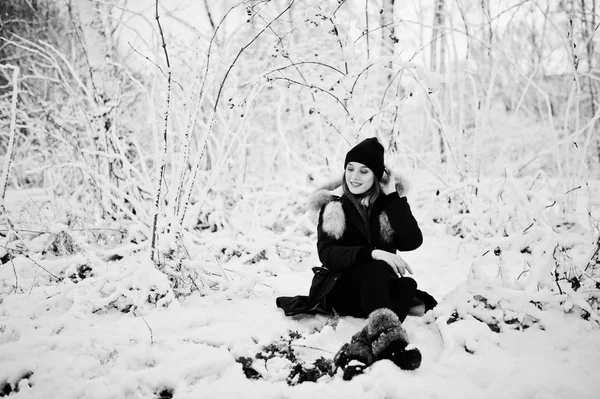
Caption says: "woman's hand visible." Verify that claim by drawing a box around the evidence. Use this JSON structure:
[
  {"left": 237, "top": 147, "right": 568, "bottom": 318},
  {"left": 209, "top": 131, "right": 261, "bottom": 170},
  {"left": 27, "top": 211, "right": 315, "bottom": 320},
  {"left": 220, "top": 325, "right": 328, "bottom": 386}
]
[
  {"left": 380, "top": 169, "right": 396, "bottom": 195},
  {"left": 371, "top": 249, "right": 413, "bottom": 276}
]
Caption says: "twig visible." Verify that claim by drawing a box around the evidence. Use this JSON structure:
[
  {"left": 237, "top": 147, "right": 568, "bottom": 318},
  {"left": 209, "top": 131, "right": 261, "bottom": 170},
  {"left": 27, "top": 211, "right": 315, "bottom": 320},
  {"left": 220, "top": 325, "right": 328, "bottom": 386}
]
[
  {"left": 203, "top": 0, "right": 216, "bottom": 33},
  {"left": 189, "top": 276, "right": 202, "bottom": 293},
  {"left": 323, "top": 12, "right": 348, "bottom": 75},
  {"left": 154, "top": 0, "right": 170, "bottom": 69},
  {"left": 350, "top": 63, "right": 375, "bottom": 94},
  {"left": 318, "top": 112, "right": 350, "bottom": 145},
  {"left": 584, "top": 235, "right": 600, "bottom": 272},
  {"left": 142, "top": 317, "right": 154, "bottom": 345},
  {"left": 265, "top": 61, "right": 346, "bottom": 77},
  {"left": 333, "top": 0, "right": 348, "bottom": 15},
  {"left": 8, "top": 248, "right": 62, "bottom": 281},
  {"left": 553, "top": 244, "right": 564, "bottom": 295},
  {"left": 565, "top": 186, "right": 582, "bottom": 195},
  {"left": 10, "top": 257, "right": 20, "bottom": 294},
  {"left": 571, "top": 262, "right": 600, "bottom": 285},
  {"left": 291, "top": 344, "right": 334, "bottom": 354},
  {"left": 270, "top": 76, "right": 350, "bottom": 115},
  {"left": 364, "top": 0, "right": 370, "bottom": 59},
  {"left": 555, "top": 280, "right": 564, "bottom": 295},
  {"left": 0, "top": 65, "right": 19, "bottom": 211},
  {"left": 517, "top": 262, "right": 530, "bottom": 280},
  {"left": 0, "top": 227, "right": 127, "bottom": 235},
  {"left": 127, "top": 42, "right": 167, "bottom": 78},
  {"left": 151, "top": 0, "right": 172, "bottom": 263},
  {"left": 213, "top": 254, "right": 230, "bottom": 282},
  {"left": 523, "top": 221, "right": 535, "bottom": 233}
]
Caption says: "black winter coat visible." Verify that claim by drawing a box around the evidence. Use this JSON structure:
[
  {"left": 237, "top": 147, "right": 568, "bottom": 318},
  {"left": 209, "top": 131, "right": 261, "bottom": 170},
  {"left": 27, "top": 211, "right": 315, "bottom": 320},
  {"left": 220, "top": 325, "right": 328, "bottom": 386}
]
[{"left": 276, "top": 174, "right": 423, "bottom": 316}]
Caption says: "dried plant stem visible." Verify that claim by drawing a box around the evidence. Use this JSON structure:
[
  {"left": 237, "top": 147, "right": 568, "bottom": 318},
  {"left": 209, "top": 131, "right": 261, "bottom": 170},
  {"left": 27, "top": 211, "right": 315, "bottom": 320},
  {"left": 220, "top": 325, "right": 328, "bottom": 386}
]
[
  {"left": 0, "top": 65, "right": 19, "bottom": 211},
  {"left": 291, "top": 344, "right": 334, "bottom": 354},
  {"left": 151, "top": 0, "right": 172, "bottom": 263},
  {"left": 585, "top": 234, "right": 600, "bottom": 272},
  {"left": 11, "top": 258, "right": 20, "bottom": 293},
  {"left": 8, "top": 248, "right": 62, "bottom": 281},
  {"left": 142, "top": 317, "right": 154, "bottom": 345}
]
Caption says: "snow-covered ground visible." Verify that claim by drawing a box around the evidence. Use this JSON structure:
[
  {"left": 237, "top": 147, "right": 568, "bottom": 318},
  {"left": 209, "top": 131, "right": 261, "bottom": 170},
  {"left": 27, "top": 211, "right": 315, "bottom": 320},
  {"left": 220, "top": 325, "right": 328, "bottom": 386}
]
[{"left": 1, "top": 184, "right": 599, "bottom": 399}]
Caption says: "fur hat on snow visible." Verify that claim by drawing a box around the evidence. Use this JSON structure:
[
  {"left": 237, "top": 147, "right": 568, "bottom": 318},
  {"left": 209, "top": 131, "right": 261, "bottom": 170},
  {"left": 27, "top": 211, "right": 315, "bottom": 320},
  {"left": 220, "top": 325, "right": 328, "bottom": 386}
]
[
  {"left": 366, "top": 308, "right": 410, "bottom": 357},
  {"left": 344, "top": 137, "right": 385, "bottom": 180},
  {"left": 333, "top": 325, "right": 375, "bottom": 380},
  {"left": 335, "top": 327, "right": 375, "bottom": 367}
]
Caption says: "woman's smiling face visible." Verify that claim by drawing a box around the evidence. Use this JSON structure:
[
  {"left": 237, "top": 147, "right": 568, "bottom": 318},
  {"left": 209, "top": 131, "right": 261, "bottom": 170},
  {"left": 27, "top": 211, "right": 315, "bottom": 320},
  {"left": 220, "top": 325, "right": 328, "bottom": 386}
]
[{"left": 345, "top": 162, "right": 375, "bottom": 195}]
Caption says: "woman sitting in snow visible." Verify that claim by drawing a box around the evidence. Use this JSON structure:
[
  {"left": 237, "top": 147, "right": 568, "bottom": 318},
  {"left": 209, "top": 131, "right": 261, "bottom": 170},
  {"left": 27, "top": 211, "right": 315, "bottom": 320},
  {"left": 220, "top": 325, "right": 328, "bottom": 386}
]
[{"left": 276, "top": 137, "right": 437, "bottom": 378}]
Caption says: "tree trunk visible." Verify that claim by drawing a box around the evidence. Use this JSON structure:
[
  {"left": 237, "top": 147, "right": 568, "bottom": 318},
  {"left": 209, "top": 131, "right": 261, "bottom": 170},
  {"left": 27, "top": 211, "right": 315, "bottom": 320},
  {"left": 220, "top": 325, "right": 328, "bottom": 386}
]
[
  {"left": 73, "top": 0, "right": 115, "bottom": 103},
  {"left": 381, "top": 0, "right": 395, "bottom": 81},
  {"left": 431, "top": 0, "right": 446, "bottom": 164}
]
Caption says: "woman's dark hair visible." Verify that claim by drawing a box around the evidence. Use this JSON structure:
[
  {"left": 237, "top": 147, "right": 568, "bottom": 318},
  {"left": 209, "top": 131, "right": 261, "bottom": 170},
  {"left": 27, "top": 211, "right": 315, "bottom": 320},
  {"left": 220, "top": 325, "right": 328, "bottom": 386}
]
[{"left": 342, "top": 169, "right": 383, "bottom": 235}]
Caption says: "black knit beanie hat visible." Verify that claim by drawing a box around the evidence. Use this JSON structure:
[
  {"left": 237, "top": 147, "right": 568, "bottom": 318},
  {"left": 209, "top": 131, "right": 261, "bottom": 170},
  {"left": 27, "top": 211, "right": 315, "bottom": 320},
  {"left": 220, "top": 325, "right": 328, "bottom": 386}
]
[{"left": 344, "top": 137, "right": 385, "bottom": 180}]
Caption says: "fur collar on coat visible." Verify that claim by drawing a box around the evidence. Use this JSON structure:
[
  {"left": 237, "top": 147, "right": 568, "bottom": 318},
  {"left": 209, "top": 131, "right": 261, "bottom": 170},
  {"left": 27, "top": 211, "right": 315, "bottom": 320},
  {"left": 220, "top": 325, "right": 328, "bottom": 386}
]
[{"left": 307, "top": 170, "right": 410, "bottom": 242}]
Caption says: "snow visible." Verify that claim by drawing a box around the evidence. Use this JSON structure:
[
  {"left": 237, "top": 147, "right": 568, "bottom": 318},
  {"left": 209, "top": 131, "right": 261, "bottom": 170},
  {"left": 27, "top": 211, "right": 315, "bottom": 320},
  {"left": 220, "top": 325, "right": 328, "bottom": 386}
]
[{"left": 1, "top": 183, "right": 600, "bottom": 399}]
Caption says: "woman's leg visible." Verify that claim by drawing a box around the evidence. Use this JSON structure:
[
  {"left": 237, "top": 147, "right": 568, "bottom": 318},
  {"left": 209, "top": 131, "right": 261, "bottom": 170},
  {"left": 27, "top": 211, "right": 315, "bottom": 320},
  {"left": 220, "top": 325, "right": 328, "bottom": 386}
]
[
  {"left": 327, "top": 270, "right": 364, "bottom": 317},
  {"left": 390, "top": 277, "right": 418, "bottom": 322},
  {"left": 328, "top": 261, "right": 418, "bottom": 321},
  {"left": 357, "top": 260, "right": 398, "bottom": 316},
  {"left": 328, "top": 260, "right": 394, "bottom": 318}
]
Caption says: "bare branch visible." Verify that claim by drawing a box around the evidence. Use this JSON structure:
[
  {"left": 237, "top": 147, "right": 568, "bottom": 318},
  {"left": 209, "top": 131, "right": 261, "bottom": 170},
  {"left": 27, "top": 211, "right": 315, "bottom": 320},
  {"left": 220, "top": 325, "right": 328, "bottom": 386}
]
[
  {"left": 0, "top": 65, "right": 19, "bottom": 211},
  {"left": 151, "top": 0, "right": 173, "bottom": 263}
]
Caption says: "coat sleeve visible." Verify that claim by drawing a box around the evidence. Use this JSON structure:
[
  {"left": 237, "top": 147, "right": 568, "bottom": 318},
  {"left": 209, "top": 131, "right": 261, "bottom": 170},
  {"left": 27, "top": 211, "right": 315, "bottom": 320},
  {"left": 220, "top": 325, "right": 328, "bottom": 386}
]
[
  {"left": 382, "top": 192, "right": 423, "bottom": 251},
  {"left": 316, "top": 204, "right": 374, "bottom": 270}
]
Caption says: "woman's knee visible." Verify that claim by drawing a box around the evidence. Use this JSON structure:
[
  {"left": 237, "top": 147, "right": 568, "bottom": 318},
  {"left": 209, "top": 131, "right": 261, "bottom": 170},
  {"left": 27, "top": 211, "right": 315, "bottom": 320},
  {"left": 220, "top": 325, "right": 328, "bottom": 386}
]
[
  {"left": 398, "top": 276, "right": 417, "bottom": 291},
  {"left": 359, "top": 260, "right": 393, "bottom": 279}
]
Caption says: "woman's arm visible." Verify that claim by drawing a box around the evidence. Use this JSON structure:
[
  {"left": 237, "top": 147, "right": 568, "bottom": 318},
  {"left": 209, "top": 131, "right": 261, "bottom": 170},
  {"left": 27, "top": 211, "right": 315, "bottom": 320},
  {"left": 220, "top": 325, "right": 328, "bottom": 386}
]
[{"left": 382, "top": 192, "right": 423, "bottom": 251}]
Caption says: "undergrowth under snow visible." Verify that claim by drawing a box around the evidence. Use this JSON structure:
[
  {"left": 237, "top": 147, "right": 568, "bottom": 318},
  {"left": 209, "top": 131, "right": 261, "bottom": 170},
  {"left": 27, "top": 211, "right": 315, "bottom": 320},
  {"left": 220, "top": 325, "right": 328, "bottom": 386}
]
[{"left": 1, "top": 173, "right": 599, "bottom": 399}]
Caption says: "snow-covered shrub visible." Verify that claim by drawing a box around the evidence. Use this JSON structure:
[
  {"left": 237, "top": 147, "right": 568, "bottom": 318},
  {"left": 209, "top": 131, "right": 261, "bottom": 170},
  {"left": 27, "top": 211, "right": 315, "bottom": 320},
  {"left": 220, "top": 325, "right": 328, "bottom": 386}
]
[
  {"left": 0, "top": 370, "right": 33, "bottom": 397},
  {"left": 54, "top": 256, "right": 174, "bottom": 314},
  {"left": 425, "top": 170, "right": 600, "bottom": 354},
  {"left": 44, "top": 230, "right": 79, "bottom": 256},
  {"left": 236, "top": 330, "right": 335, "bottom": 385},
  {"left": 430, "top": 219, "right": 600, "bottom": 359}
]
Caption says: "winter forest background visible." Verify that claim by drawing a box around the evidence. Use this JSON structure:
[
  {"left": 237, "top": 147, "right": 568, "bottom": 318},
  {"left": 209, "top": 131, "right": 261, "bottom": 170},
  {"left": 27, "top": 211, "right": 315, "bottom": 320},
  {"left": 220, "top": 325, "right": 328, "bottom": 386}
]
[{"left": 1, "top": 0, "right": 599, "bottom": 398}]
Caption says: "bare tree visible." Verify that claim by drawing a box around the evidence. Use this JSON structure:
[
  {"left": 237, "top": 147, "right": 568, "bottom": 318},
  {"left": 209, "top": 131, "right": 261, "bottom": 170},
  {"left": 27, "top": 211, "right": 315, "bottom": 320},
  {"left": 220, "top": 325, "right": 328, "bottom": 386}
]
[
  {"left": 430, "top": 0, "right": 447, "bottom": 164},
  {"left": 381, "top": 0, "right": 396, "bottom": 82}
]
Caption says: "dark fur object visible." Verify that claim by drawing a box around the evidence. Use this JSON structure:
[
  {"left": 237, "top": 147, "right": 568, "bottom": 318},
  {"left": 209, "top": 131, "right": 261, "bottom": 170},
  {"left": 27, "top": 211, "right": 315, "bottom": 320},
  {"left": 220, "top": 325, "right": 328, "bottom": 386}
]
[
  {"left": 366, "top": 308, "right": 410, "bottom": 358},
  {"left": 333, "top": 326, "right": 376, "bottom": 380},
  {"left": 334, "top": 327, "right": 375, "bottom": 367}
]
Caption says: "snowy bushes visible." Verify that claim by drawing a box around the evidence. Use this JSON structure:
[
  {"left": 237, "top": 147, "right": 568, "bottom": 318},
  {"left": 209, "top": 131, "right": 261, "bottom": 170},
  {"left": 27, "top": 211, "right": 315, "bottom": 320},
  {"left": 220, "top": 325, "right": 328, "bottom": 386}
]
[
  {"left": 0, "top": 370, "right": 33, "bottom": 397},
  {"left": 415, "top": 165, "right": 600, "bottom": 344},
  {"left": 235, "top": 330, "right": 336, "bottom": 385},
  {"left": 0, "top": 220, "right": 175, "bottom": 314},
  {"left": 430, "top": 222, "right": 599, "bottom": 359},
  {"left": 1, "top": 249, "right": 174, "bottom": 314}
]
